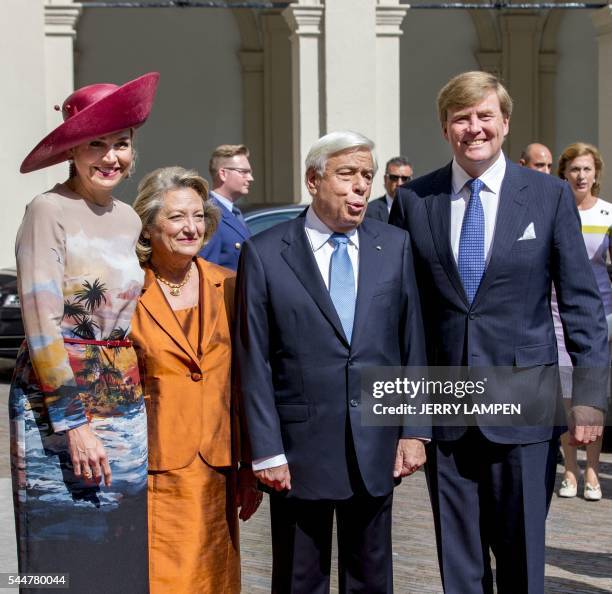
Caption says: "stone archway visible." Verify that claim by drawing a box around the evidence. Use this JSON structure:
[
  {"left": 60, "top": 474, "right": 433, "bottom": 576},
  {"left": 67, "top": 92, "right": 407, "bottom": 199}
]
[
  {"left": 470, "top": 6, "right": 561, "bottom": 160},
  {"left": 230, "top": 5, "right": 294, "bottom": 204}
]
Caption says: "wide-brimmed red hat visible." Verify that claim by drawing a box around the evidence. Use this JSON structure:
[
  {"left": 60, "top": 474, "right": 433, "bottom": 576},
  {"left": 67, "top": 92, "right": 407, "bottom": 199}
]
[{"left": 20, "top": 71, "right": 160, "bottom": 173}]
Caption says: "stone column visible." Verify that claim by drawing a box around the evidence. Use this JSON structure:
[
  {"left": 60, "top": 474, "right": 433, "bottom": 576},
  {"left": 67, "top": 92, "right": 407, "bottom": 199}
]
[
  {"left": 44, "top": 0, "right": 82, "bottom": 186},
  {"left": 324, "top": 0, "right": 377, "bottom": 137},
  {"left": 238, "top": 49, "right": 265, "bottom": 204},
  {"left": 375, "top": 0, "right": 407, "bottom": 196},
  {"left": 500, "top": 13, "right": 543, "bottom": 161},
  {"left": 1, "top": 0, "right": 48, "bottom": 267},
  {"left": 538, "top": 51, "right": 557, "bottom": 155},
  {"left": 593, "top": 7, "right": 612, "bottom": 201},
  {"left": 262, "top": 12, "right": 294, "bottom": 204},
  {"left": 283, "top": 1, "right": 324, "bottom": 203}
]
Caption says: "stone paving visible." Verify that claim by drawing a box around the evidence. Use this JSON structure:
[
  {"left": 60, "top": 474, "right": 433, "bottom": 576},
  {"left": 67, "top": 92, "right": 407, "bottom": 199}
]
[{"left": 0, "top": 360, "right": 610, "bottom": 593}]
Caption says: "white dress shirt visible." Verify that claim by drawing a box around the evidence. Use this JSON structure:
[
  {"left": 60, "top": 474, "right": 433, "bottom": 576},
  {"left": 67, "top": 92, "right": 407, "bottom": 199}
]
[
  {"left": 210, "top": 190, "right": 234, "bottom": 213},
  {"left": 385, "top": 194, "right": 394, "bottom": 214},
  {"left": 252, "top": 207, "right": 360, "bottom": 471},
  {"left": 450, "top": 152, "right": 506, "bottom": 264}
]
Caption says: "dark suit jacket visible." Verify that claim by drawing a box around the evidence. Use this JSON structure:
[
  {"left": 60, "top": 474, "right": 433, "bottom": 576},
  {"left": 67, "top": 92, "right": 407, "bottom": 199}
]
[
  {"left": 365, "top": 196, "right": 389, "bottom": 222},
  {"left": 390, "top": 160, "right": 609, "bottom": 444},
  {"left": 199, "top": 195, "right": 251, "bottom": 271},
  {"left": 235, "top": 212, "right": 428, "bottom": 500}
]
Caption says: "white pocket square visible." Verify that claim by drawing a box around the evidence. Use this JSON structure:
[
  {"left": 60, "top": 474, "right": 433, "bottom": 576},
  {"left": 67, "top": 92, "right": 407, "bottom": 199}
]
[{"left": 518, "top": 222, "right": 536, "bottom": 241}]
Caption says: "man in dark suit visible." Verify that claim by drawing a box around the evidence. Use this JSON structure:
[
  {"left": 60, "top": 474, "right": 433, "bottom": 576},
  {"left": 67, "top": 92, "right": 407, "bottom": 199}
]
[
  {"left": 236, "top": 131, "right": 428, "bottom": 593},
  {"left": 390, "top": 71, "right": 608, "bottom": 594},
  {"left": 366, "top": 155, "right": 413, "bottom": 222},
  {"left": 198, "top": 144, "right": 252, "bottom": 270}
]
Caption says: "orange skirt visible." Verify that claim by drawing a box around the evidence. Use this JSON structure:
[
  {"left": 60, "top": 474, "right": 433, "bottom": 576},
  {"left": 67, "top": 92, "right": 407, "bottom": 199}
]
[{"left": 148, "top": 456, "right": 240, "bottom": 593}]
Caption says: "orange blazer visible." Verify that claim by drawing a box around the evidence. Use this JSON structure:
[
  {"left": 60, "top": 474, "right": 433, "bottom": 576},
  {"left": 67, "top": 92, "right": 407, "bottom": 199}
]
[{"left": 130, "top": 257, "right": 240, "bottom": 472}]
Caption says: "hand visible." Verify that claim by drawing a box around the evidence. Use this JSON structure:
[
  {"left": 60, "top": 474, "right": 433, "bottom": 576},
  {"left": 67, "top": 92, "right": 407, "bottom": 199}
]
[
  {"left": 237, "top": 467, "right": 262, "bottom": 521},
  {"left": 568, "top": 405, "right": 604, "bottom": 446},
  {"left": 393, "top": 438, "right": 426, "bottom": 478},
  {"left": 66, "top": 424, "right": 112, "bottom": 486},
  {"left": 254, "top": 463, "right": 291, "bottom": 492}
]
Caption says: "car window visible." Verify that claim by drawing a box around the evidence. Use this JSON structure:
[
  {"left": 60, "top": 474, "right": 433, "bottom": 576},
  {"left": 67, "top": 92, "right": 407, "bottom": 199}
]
[{"left": 246, "top": 210, "right": 302, "bottom": 235}]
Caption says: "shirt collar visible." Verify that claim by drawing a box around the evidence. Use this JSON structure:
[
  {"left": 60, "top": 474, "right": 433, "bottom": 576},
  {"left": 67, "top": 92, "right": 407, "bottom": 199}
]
[
  {"left": 385, "top": 194, "right": 394, "bottom": 209},
  {"left": 210, "top": 190, "right": 234, "bottom": 213},
  {"left": 451, "top": 151, "right": 507, "bottom": 195},
  {"left": 305, "top": 206, "right": 359, "bottom": 252}
]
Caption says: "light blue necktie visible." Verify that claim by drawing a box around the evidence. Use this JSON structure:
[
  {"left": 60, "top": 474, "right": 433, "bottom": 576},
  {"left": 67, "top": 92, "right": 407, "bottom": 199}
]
[
  {"left": 458, "top": 178, "right": 485, "bottom": 304},
  {"left": 329, "top": 233, "right": 356, "bottom": 343}
]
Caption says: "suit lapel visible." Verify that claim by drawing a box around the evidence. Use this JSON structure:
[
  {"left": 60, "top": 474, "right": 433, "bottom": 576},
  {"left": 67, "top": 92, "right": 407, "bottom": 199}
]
[
  {"left": 139, "top": 266, "right": 200, "bottom": 365},
  {"left": 472, "top": 161, "right": 529, "bottom": 306},
  {"left": 280, "top": 215, "right": 349, "bottom": 346},
  {"left": 197, "top": 259, "right": 224, "bottom": 357},
  {"left": 214, "top": 197, "right": 250, "bottom": 239},
  {"left": 426, "top": 163, "right": 469, "bottom": 306},
  {"left": 351, "top": 222, "right": 384, "bottom": 345}
]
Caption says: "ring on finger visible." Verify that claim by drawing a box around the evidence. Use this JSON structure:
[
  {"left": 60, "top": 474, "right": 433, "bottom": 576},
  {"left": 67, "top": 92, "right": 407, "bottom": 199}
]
[{"left": 82, "top": 469, "right": 93, "bottom": 479}]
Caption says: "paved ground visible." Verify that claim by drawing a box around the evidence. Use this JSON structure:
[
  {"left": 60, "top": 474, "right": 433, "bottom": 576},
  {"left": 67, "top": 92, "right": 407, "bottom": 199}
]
[{"left": 0, "top": 359, "right": 610, "bottom": 593}]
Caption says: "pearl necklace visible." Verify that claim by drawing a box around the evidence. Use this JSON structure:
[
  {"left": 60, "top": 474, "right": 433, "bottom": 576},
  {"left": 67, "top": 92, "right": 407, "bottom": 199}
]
[{"left": 154, "top": 263, "right": 192, "bottom": 297}]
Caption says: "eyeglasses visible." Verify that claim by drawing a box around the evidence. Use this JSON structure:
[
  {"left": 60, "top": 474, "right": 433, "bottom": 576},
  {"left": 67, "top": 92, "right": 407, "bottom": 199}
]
[
  {"left": 223, "top": 167, "right": 253, "bottom": 176},
  {"left": 386, "top": 174, "right": 412, "bottom": 183}
]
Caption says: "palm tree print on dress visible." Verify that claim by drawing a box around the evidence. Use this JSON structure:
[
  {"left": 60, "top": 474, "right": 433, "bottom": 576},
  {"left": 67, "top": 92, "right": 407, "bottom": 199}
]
[{"left": 63, "top": 279, "right": 138, "bottom": 411}]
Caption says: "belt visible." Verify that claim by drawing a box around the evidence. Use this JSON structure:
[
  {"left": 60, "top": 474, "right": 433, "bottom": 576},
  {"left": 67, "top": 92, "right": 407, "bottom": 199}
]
[{"left": 63, "top": 337, "right": 132, "bottom": 348}]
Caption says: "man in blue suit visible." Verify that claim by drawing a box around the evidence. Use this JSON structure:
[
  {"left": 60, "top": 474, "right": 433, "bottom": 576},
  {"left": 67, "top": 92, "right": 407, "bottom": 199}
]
[
  {"left": 198, "top": 143, "right": 252, "bottom": 270},
  {"left": 365, "top": 155, "right": 413, "bottom": 222},
  {"left": 236, "top": 131, "right": 428, "bottom": 593},
  {"left": 390, "top": 71, "right": 608, "bottom": 594}
]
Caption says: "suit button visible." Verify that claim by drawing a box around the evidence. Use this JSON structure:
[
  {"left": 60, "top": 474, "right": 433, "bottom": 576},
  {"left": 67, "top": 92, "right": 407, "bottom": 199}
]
[
  {"left": 469, "top": 312, "right": 477, "bottom": 320},
  {"left": 350, "top": 399, "right": 359, "bottom": 407},
  {"left": 234, "top": 242, "right": 242, "bottom": 250},
  {"left": 191, "top": 372, "right": 202, "bottom": 381}
]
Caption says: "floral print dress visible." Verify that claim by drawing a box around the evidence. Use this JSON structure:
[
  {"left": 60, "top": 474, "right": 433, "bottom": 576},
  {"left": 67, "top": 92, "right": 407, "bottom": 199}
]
[{"left": 9, "top": 183, "right": 148, "bottom": 593}]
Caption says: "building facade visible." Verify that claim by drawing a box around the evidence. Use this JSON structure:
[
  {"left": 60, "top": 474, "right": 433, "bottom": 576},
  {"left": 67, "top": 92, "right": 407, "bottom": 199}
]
[{"left": 2, "top": 0, "right": 612, "bottom": 267}]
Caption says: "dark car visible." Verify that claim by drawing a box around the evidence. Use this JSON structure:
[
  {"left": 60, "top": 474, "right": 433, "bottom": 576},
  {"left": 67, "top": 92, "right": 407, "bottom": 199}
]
[
  {"left": 0, "top": 268, "right": 23, "bottom": 359},
  {"left": 243, "top": 204, "right": 305, "bottom": 236}
]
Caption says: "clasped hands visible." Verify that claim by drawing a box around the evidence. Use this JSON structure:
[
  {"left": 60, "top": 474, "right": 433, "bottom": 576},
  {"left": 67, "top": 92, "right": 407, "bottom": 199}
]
[
  {"left": 254, "top": 438, "right": 426, "bottom": 492},
  {"left": 568, "top": 405, "right": 605, "bottom": 446}
]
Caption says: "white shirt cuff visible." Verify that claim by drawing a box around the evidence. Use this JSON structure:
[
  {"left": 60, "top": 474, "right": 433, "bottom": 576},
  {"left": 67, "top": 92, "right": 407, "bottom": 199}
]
[{"left": 252, "top": 454, "right": 288, "bottom": 471}]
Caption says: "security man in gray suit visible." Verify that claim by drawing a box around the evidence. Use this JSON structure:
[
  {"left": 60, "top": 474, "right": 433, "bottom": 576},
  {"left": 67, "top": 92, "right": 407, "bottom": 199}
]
[{"left": 366, "top": 156, "right": 413, "bottom": 222}]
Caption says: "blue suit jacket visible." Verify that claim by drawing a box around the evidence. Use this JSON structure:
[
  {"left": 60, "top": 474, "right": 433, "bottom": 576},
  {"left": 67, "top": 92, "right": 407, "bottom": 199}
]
[
  {"left": 365, "top": 196, "right": 389, "bottom": 222},
  {"left": 390, "top": 160, "right": 609, "bottom": 444},
  {"left": 199, "top": 195, "right": 251, "bottom": 271},
  {"left": 235, "top": 213, "right": 428, "bottom": 500}
]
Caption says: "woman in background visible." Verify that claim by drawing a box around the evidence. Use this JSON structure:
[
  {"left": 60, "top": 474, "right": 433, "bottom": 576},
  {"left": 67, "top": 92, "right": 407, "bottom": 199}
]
[
  {"left": 10, "top": 72, "right": 159, "bottom": 591},
  {"left": 555, "top": 142, "right": 611, "bottom": 501}
]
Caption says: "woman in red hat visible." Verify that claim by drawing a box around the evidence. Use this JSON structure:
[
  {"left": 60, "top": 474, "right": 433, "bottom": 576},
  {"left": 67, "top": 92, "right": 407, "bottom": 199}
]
[{"left": 9, "top": 72, "right": 159, "bottom": 593}]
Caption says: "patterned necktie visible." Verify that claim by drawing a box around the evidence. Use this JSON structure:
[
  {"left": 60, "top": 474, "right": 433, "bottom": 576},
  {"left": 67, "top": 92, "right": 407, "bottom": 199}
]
[
  {"left": 329, "top": 233, "right": 356, "bottom": 343},
  {"left": 458, "top": 178, "right": 485, "bottom": 304}
]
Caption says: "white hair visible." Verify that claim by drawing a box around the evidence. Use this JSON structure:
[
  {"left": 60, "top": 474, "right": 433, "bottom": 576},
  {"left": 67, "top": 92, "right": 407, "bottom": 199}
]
[{"left": 305, "top": 130, "right": 378, "bottom": 178}]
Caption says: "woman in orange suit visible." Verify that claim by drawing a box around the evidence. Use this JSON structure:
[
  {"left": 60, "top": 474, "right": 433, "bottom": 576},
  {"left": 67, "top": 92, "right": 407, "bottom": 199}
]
[{"left": 130, "top": 166, "right": 261, "bottom": 593}]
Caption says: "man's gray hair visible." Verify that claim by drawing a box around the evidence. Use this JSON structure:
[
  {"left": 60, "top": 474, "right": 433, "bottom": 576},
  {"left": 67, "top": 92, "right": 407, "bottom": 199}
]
[{"left": 305, "top": 130, "right": 378, "bottom": 178}]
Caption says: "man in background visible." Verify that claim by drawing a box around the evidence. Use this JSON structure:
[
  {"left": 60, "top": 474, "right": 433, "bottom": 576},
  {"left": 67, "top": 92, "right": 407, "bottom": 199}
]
[
  {"left": 198, "top": 144, "right": 253, "bottom": 270},
  {"left": 366, "top": 155, "right": 413, "bottom": 222},
  {"left": 519, "top": 142, "right": 553, "bottom": 174}
]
